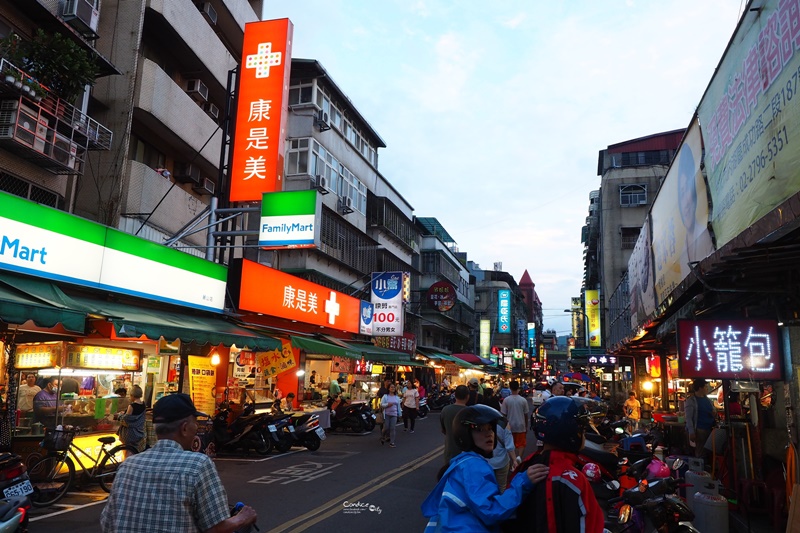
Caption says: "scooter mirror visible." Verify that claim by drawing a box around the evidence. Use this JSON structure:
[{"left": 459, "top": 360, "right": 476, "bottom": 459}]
[
  {"left": 672, "top": 458, "right": 684, "bottom": 470},
  {"left": 615, "top": 427, "right": 624, "bottom": 435},
  {"left": 606, "top": 480, "right": 620, "bottom": 491},
  {"left": 617, "top": 504, "right": 632, "bottom": 524}
]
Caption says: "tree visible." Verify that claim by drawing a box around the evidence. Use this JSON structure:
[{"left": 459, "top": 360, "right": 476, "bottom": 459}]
[{"left": 0, "top": 30, "right": 99, "bottom": 102}]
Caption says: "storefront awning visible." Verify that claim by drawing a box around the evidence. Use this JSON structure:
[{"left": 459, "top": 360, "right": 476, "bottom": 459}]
[
  {"left": 71, "top": 296, "right": 281, "bottom": 351},
  {"left": 290, "top": 336, "right": 362, "bottom": 358},
  {"left": 348, "top": 342, "right": 416, "bottom": 365},
  {"left": 416, "top": 348, "right": 475, "bottom": 368},
  {"left": 0, "top": 272, "right": 86, "bottom": 333},
  {"left": 451, "top": 353, "right": 495, "bottom": 366}
]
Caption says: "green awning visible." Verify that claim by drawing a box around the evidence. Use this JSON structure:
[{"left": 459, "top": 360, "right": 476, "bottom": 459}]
[
  {"left": 348, "top": 342, "right": 414, "bottom": 365},
  {"left": 0, "top": 271, "right": 86, "bottom": 333},
  {"left": 70, "top": 296, "right": 281, "bottom": 351},
  {"left": 417, "top": 348, "right": 475, "bottom": 368},
  {"left": 291, "top": 336, "right": 361, "bottom": 358}
]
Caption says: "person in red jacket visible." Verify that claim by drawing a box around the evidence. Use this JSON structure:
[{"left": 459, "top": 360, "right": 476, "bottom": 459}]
[{"left": 502, "top": 396, "right": 604, "bottom": 533}]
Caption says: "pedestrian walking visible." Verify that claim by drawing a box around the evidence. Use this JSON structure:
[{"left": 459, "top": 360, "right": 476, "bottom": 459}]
[
  {"left": 441, "top": 385, "right": 469, "bottom": 468},
  {"left": 466, "top": 377, "right": 484, "bottom": 406},
  {"left": 100, "top": 393, "right": 257, "bottom": 533},
  {"left": 380, "top": 383, "right": 401, "bottom": 448},
  {"left": 500, "top": 380, "right": 530, "bottom": 459},
  {"left": 402, "top": 380, "right": 420, "bottom": 432}
]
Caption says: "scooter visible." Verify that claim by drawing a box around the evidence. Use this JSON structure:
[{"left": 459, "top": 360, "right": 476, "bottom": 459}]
[
  {"left": 327, "top": 397, "right": 372, "bottom": 433},
  {"left": 417, "top": 397, "right": 430, "bottom": 419},
  {"left": 288, "top": 412, "right": 325, "bottom": 451},
  {"left": 201, "top": 402, "right": 271, "bottom": 456},
  {"left": 428, "top": 390, "right": 454, "bottom": 410},
  {"left": 261, "top": 409, "right": 296, "bottom": 453},
  {"left": 0, "top": 498, "right": 27, "bottom": 533}
]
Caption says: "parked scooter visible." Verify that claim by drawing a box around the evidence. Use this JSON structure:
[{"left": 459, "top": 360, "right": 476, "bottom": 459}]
[
  {"left": 261, "top": 408, "right": 296, "bottom": 453},
  {"left": 199, "top": 402, "right": 271, "bottom": 456},
  {"left": 0, "top": 497, "right": 28, "bottom": 533},
  {"left": 288, "top": 412, "right": 326, "bottom": 451},
  {"left": 327, "top": 396, "right": 374, "bottom": 433},
  {"left": 417, "top": 397, "right": 430, "bottom": 419},
  {"left": 428, "top": 390, "right": 454, "bottom": 410}
]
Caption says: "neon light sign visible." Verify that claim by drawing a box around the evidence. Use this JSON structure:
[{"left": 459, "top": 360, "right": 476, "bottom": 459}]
[{"left": 677, "top": 319, "right": 781, "bottom": 380}]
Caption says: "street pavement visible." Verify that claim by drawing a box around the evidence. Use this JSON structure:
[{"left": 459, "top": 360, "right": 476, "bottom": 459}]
[
  {"left": 28, "top": 412, "right": 529, "bottom": 532},
  {"left": 25, "top": 413, "right": 778, "bottom": 532}
]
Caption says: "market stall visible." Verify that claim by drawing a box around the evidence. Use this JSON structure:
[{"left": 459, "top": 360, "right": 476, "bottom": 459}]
[{"left": 11, "top": 341, "right": 142, "bottom": 465}]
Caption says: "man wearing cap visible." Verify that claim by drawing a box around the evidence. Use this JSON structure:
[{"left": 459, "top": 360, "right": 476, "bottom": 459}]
[
  {"left": 100, "top": 393, "right": 257, "bottom": 533},
  {"left": 466, "top": 377, "right": 484, "bottom": 406}
]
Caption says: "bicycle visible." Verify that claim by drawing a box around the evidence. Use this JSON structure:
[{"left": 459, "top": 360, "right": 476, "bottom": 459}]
[{"left": 26, "top": 426, "right": 139, "bottom": 507}]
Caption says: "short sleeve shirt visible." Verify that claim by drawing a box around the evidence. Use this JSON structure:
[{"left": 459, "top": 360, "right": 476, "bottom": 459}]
[
  {"left": 100, "top": 439, "right": 229, "bottom": 533},
  {"left": 501, "top": 394, "right": 530, "bottom": 433}
]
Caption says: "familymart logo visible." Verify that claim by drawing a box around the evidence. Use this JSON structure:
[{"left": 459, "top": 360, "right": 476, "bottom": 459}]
[
  {"left": 1, "top": 235, "right": 48, "bottom": 264},
  {"left": 259, "top": 190, "right": 318, "bottom": 248}
]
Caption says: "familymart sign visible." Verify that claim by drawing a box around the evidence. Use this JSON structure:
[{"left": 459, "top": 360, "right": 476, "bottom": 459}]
[
  {"left": 259, "top": 190, "right": 321, "bottom": 249},
  {"left": 0, "top": 192, "right": 227, "bottom": 312}
]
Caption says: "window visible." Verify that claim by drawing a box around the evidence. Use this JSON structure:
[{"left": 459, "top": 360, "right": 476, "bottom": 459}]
[
  {"left": 288, "top": 80, "right": 313, "bottom": 105},
  {"left": 286, "top": 138, "right": 309, "bottom": 175},
  {"left": 307, "top": 140, "right": 367, "bottom": 214},
  {"left": 315, "top": 83, "right": 378, "bottom": 169},
  {"left": 620, "top": 227, "right": 640, "bottom": 249},
  {"left": 620, "top": 184, "right": 647, "bottom": 207}
]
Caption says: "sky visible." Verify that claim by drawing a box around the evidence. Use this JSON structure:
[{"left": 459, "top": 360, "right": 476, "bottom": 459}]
[{"left": 262, "top": 0, "right": 747, "bottom": 337}]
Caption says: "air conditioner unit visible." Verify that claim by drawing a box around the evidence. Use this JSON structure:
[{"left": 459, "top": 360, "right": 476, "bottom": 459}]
[
  {"left": 314, "top": 109, "right": 331, "bottom": 132},
  {"left": 203, "top": 102, "right": 220, "bottom": 120},
  {"left": 315, "top": 174, "right": 329, "bottom": 194},
  {"left": 198, "top": 2, "right": 218, "bottom": 25},
  {"left": 338, "top": 196, "right": 354, "bottom": 214},
  {"left": 52, "top": 133, "right": 77, "bottom": 170},
  {"left": 62, "top": 0, "right": 100, "bottom": 34},
  {"left": 186, "top": 79, "right": 209, "bottom": 103},
  {"left": 173, "top": 162, "right": 201, "bottom": 184},
  {"left": 192, "top": 177, "right": 215, "bottom": 196}
]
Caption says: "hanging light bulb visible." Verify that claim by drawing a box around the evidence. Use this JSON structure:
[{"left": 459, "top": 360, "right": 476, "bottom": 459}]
[{"left": 210, "top": 352, "right": 221, "bottom": 366}]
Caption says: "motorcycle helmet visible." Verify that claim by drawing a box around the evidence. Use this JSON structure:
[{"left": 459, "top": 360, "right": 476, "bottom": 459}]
[
  {"left": 645, "top": 458, "right": 671, "bottom": 479},
  {"left": 582, "top": 462, "right": 601, "bottom": 482},
  {"left": 452, "top": 404, "right": 505, "bottom": 458},
  {"left": 533, "top": 396, "right": 591, "bottom": 453}
]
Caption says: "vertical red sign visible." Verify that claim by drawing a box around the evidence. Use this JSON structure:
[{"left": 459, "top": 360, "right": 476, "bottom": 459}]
[{"left": 229, "top": 18, "right": 293, "bottom": 202}]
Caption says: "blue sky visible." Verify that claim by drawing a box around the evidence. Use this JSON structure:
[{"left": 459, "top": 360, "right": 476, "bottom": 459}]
[{"left": 263, "top": 1, "right": 745, "bottom": 337}]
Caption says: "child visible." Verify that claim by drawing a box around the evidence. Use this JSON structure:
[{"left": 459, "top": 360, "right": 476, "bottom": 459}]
[
  {"left": 421, "top": 405, "right": 548, "bottom": 532},
  {"left": 502, "top": 396, "right": 604, "bottom": 532}
]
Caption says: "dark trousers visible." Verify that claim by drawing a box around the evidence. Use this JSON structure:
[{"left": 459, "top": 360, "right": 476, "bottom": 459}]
[{"left": 403, "top": 406, "right": 418, "bottom": 430}]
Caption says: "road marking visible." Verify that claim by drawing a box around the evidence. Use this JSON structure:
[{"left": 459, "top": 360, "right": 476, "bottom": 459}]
[
  {"left": 30, "top": 499, "right": 107, "bottom": 522},
  {"left": 213, "top": 448, "right": 305, "bottom": 462},
  {"left": 267, "top": 445, "right": 443, "bottom": 533},
  {"left": 249, "top": 461, "right": 342, "bottom": 485}
]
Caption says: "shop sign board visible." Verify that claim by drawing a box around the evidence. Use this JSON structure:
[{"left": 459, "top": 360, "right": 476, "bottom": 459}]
[
  {"left": 373, "top": 332, "right": 416, "bottom": 355},
  {"left": 588, "top": 354, "right": 618, "bottom": 367},
  {"left": 15, "top": 343, "right": 61, "bottom": 369},
  {"left": 256, "top": 339, "right": 297, "bottom": 378},
  {"left": 229, "top": 19, "right": 293, "bottom": 202},
  {"left": 66, "top": 344, "right": 142, "bottom": 371},
  {"left": 677, "top": 319, "right": 781, "bottom": 380},
  {"left": 187, "top": 355, "right": 217, "bottom": 416},
  {"left": 0, "top": 192, "right": 227, "bottom": 312},
  {"left": 237, "top": 259, "right": 361, "bottom": 333},
  {"left": 427, "top": 280, "right": 456, "bottom": 312},
  {"left": 331, "top": 356, "right": 354, "bottom": 374},
  {"left": 497, "top": 290, "right": 510, "bottom": 333},
  {"left": 370, "top": 272, "right": 405, "bottom": 336},
  {"left": 444, "top": 363, "right": 459, "bottom": 375},
  {"left": 259, "top": 190, "right": 320, "bottom": 249},
  {"left": 480, "top": 319, "right": 491, "bottom": 358},
  {"left": 359, "top": 301, "right": 374, "bottom": 336},
  {"left": 697, "top": 0, "right": 800, "bottom": 249},
  {"left": 585, "top": 290, "right": 602, "bottom": 347}
]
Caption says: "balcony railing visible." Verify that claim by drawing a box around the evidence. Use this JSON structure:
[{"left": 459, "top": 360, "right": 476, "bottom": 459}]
[{"left": 0, "top": 58, "right": 112, "bottom": 174}]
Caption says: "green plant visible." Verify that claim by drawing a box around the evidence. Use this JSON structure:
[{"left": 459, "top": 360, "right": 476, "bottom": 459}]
[{"left": 0, "top": 30, "right": 99, "bottom": 102}]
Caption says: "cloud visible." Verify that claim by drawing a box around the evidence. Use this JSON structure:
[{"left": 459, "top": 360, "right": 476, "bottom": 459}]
[{"left": 498, "top": 12, "right": 527, "bottom": 29}]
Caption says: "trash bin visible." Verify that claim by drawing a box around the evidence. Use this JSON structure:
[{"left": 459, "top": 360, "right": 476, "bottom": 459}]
[
  {"left": 685, "top": 470, "right": 718, "bottom": 511},
  {"left": 692, "top": 493, "right": 728, "bottom": 533}
]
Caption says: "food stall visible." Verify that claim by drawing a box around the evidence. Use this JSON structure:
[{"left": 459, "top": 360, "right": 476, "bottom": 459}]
[{"left": 12, "top": 341, "right": 142, "bottom": 465}]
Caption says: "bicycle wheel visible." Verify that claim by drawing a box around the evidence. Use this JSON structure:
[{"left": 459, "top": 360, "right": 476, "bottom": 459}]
[
  {"left": 98, "top": 444, "right": 139, "bottom": 493},
  {"left": 28, "top": 454, "right": 75, "bottom": 507}
]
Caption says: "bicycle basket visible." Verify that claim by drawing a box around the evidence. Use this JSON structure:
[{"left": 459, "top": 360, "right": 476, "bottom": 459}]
[{"left": 42, "top": 428, "right": 75, "bottom": 451}]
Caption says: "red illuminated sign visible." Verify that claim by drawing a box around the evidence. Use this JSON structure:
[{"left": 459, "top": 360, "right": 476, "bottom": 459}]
[
  {"left": 229, "top": 19, "right": 293, "bottom": 202},
  {"left": 427, "top": 280, "right": 456, "bottom": 312},
  {"left": 677, "top": 319, "right": 782, "bottom": 380}
]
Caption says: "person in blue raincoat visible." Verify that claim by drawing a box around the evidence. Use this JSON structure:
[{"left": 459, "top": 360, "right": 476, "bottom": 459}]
[{"left": 421, "top": 405, "right": 548, "bottom": 532}]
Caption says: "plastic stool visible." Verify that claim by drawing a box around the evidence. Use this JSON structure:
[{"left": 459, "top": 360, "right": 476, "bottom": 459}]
[
  {"left": 738, "top": 480, "right": 769, "bottom": 518},
  {"left": 622, "top": 436, "right": 646, "bottom": 451}
]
